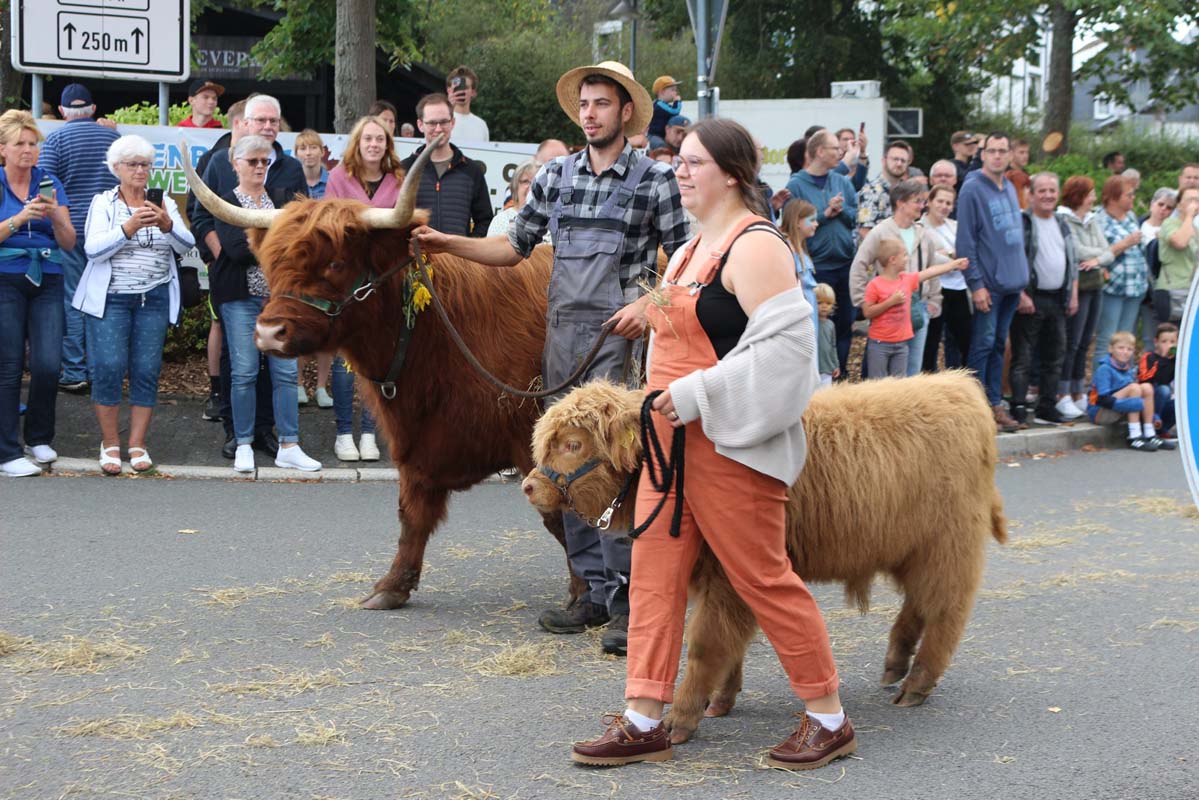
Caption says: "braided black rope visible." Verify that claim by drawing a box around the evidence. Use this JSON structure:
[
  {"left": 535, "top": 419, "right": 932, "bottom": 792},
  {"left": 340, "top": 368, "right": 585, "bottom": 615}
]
[{"left": 627, "top": 390, "right": 686, "bottom": 539}]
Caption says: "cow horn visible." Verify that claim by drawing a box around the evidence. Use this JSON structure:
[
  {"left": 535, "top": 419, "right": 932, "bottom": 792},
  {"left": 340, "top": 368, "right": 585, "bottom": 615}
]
[
  {"left": 360, "top": 134, "right": 446, "bottom": 229},
  {"left": 180, "top": 138, "right": 281, "bottom": 229}
]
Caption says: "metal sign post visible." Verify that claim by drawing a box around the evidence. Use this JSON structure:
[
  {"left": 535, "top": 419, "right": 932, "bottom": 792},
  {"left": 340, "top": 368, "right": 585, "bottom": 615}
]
[
  {"left": 1175, "top": 268, "right": 1199, "bottom": 510},
  {"left": 685, "top": 0, "right": 728, "bottom": 119},
  {"left": 10, "top": 0, "right": 190, "bottom": 83}
]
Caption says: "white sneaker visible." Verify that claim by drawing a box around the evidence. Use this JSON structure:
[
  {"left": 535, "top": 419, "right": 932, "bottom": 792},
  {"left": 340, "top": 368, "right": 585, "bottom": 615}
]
[
  {"left": 297, "top": 385, "right": 309, "bottom": 405},
  {"left": 234, "top": 444, "right": 255, "bottom": 473},
  {"left": 1073, "top": 396, "right": 1089, "bottom": 417},
  {"left": 2, "top": 456, "right": 42, "bottom": 477},
  {"left": 334, "top": 434, "right": 360, "bottom": 461},
  {"left": 1055, "top": 395, "right": 1083, "bottom": 420},
  {"left": 358, "top": 433, "right": 380, "bottom": 461},
  {"left": 314, "top": 387, "right": 333, "bottom": 408},
  {"left": 275, "top": 444, "right": 321, "bottom": 471},
  {"left": 25, "top": 444, "right": 58, "bottom": 463}
]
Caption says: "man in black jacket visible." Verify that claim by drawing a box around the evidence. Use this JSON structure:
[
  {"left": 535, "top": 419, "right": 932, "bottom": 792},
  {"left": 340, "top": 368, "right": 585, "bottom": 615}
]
[
  {"left": 191, "top": 94, "right": 307, "bottom": 257},
  {"left": 400, "top": 94, "right": 493, "bottom": 237}
]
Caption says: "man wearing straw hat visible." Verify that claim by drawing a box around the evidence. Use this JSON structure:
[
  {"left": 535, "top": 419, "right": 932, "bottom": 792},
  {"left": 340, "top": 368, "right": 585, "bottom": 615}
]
[{"left": 413, "top": 61, "right": 689, "bottom": 656}]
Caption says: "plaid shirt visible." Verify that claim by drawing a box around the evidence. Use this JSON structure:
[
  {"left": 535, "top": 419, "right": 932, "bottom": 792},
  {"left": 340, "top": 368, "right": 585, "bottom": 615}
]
[
  {"left": 509, "top": 145, "right": 690, "bottom": 290},
  {"left": 1095, "top": 209, "right": 1148, "bottom": 298},
  {"left": 855, "top": 175, "right": 894, "bottom": 230}
]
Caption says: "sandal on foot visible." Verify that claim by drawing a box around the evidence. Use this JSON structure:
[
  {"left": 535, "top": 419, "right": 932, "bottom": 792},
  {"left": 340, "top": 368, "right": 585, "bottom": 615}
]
[
  {"left": 99, "top": 444, "right": 122, "bottom": 475},
  {"left": 128, "top": 447, "right": 153, "bottom": 472}
]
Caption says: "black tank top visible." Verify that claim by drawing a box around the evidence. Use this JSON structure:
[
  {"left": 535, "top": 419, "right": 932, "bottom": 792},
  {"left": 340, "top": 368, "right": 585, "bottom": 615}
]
[{"left": 694, "top": 223, "right": 789, "bottom": 359}]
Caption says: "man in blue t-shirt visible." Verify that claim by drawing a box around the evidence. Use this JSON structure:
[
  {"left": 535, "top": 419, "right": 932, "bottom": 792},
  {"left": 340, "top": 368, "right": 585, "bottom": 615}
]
[
  {"left": 786, "top": 129, "right": 859, "bottom": 375},
  {"left": 37, "top": 83, "right": 120, "bottom": 392}
]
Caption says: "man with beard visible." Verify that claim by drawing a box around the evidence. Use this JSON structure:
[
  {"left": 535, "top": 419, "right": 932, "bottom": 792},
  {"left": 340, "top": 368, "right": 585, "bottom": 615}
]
[{"left": 413, "top": 61, "right": 689, "bottom": 657}]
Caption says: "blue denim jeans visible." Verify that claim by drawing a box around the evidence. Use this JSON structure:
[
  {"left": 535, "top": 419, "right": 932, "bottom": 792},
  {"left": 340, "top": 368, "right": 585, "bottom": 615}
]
[
  {"left": 906, "top": 300, "right": 929, "bottom": 376},
  {"left": 221, "top": 297, "right": 300, "bottom": 445},
  {"left": 0, "top": 273, "right": 64, "bottom": 462},
  {"left": 59, "top": 242, "right": 88, "bottom": 383},
  {"left": 332, "top": 355, "right": 376, "bottom": 436},
  {"left": 1092, "top": 293, "right": 1143, "bottom": 373},
  {"left": 1154, "top": 384, "right": 1175, "bottom": 432},
  {"left": 967, "top": 289, "right": 1020, "bottom": 406},
  {"left": 84, "top": 284, "right": 170, "bottom": 407}
]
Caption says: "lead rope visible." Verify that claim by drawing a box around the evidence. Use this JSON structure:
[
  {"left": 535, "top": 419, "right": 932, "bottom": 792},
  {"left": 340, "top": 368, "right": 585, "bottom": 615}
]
[
  {"left": 412, "top": 240, "right": 619, "bottom": 400},
  {"left": 627, "top": 390, "right": 686, "bottom": 540}
]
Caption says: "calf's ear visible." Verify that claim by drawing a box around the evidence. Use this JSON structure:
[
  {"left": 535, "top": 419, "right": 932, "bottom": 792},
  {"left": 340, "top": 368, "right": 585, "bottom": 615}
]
[{"left": 600, "top": 402, "right": 642, "bottom": 473}]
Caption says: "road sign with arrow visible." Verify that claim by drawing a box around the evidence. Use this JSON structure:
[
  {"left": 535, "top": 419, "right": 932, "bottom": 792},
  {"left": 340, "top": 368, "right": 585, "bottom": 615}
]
[{"left": 10, "top": 0, "right": 189, "bottom": 82}]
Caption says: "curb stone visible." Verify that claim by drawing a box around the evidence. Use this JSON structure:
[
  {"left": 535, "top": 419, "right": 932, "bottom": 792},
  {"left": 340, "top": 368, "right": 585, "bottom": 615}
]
[{"left": 40, "top": 426, "right": 1119, "bottom": 481}]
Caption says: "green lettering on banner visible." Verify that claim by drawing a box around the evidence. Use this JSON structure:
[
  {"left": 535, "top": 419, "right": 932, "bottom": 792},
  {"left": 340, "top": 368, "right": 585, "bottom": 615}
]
[
  {"left": 147, "top": 170, "right": 172, "bottom": 190},
  {"left": 171, "top": 172, "right": 188, "bottom": 194}
]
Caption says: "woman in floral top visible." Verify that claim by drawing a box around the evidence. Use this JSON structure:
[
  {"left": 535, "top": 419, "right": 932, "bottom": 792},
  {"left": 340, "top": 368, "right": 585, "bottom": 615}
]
[
  {"left": 212, "top": 135, "right": 320, "bottom": 474},
  {"left": 1091, "top": 174, "right": 1147, "bottom": 372}
]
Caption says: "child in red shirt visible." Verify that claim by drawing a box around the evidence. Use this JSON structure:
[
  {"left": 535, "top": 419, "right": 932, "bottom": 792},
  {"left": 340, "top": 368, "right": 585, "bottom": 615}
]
[{"left": 862, "top": 238, "right": 967, "bottom": 377}]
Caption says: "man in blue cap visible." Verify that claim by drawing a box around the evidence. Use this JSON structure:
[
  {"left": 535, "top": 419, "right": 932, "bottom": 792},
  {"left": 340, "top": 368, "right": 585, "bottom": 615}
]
[{"left": 37, "top": 83, "right": 120, "bottom": 393}]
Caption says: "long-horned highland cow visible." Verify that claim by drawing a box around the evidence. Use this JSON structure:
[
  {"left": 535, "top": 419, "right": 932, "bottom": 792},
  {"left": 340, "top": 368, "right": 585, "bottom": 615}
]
[
  {"left": 523, "top": 371, "right": 1007, "bottom": 742},
  {"left": 184, "top": 140, "right": 583, "bottom": 610}
]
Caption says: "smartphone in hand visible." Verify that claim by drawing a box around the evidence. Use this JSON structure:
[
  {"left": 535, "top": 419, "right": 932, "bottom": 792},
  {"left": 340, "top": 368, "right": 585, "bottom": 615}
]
[
  {"left": 38, "top": 178, "right": 54, "bottom": 201},
  {"left": 146, "top": 188, "right": 164, "bottom": 207}
]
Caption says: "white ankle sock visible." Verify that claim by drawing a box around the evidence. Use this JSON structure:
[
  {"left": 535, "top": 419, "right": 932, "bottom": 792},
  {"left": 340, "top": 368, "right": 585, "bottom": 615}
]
[
  {"left": 806, "top": 709, "right": 846, "bottom": 731},
  {"left": 1128, "top": 422, "right": 1141, "bottom": 439},
  {"left": 623, "top": 708, "right": 661, "bottom": 731},
  {"left": 1143, "top": 423, "right": 1156, "bottom": 439}
]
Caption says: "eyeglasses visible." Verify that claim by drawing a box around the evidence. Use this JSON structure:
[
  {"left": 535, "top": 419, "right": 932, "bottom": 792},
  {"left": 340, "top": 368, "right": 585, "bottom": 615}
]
[
  {"left": 422, "top": 119, "right": 454, "bottom": 129},
  {"left": 246, "top": 116, "right": 281, "bottom": 126},
  {"left": 120, "top": 161, "right": 152, "bottom": 171},
  {"left": 676, "top": 156, "right": 712, "bottom": 171},
  {"left": 983, "top": 148, "right": 1010, "bottom": 155},
  {"left": 238, "top": 157, "right": 270, "bottom": 167}
]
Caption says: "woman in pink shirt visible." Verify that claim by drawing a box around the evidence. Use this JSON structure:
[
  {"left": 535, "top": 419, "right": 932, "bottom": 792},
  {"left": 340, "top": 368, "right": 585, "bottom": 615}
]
[{"left": 324, "top": 116, "right": 404, "bottom": 461}]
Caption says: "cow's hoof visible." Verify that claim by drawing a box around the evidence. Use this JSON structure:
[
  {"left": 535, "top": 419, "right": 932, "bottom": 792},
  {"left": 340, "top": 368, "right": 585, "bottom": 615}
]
[
  {"left": 361, "top": 590, "right": 410, "bottom": 610},
  {"left": 880, "top": 667, "right": 909, "bottom": 686},
  {"left": 892, "top": 689, "right": 929, "bottom": 707},
  {"left": 664, "top": 714, "right": 697, "bottom": 744},
  {"left": 704, "top": 698, "right": 734, "bottom": 718}
]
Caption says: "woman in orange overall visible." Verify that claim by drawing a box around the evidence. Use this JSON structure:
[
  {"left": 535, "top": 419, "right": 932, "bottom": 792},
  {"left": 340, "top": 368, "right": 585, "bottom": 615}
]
[{"left": 572, "top": 118, "right": 854, "bottom": 770}]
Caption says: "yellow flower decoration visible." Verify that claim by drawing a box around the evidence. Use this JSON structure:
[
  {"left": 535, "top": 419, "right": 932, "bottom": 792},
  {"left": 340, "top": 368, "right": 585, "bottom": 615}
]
[{"left": 412, "top": 284, "right": 432, "bottom": 311}]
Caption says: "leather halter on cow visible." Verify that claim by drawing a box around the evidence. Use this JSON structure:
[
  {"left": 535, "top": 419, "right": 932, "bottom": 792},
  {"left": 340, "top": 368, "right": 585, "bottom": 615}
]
[{"left": 183, "top": 135, "right": 585, "bottom": 611}]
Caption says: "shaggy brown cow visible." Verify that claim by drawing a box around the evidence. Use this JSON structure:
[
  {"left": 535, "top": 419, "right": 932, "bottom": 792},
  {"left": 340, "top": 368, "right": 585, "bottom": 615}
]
[
  {"left": 184, "top": 142, "right": 582, "bottom": 610},
  {"left": 523, "top": 371, "right": 1007, "bottom": 742}
]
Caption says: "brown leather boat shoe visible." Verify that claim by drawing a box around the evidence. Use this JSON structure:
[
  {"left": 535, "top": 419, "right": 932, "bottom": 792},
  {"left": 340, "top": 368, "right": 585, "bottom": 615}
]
[
  {"left": 571, "top": 713, "right": 672, "bottom": 766},
  {"left": 767, "top": 714, "right": 857, "bottom": 770}
]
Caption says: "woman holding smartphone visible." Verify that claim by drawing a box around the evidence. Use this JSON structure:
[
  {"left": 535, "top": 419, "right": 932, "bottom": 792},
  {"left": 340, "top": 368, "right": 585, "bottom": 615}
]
[
  {"left": 74, "top": 134, "right": 193, "bottom": 473},
  {"left": 0, "top": 110, "right": 75, "bottom": 477}
]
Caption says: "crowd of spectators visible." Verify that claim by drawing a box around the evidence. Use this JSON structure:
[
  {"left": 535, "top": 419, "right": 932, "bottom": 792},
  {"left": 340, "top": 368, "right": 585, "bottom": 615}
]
[{"left": 3, "top": 67, "right": 1199, "bottom": 478}]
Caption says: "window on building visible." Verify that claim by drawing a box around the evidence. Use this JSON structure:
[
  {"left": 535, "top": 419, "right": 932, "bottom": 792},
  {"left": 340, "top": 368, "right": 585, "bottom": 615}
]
[
  {"left": 1027, "top": 74, "right": 1042, "bottom": 108},
  {"left": 1094, "top": 95, "right": 1113, "bottom": 119}
]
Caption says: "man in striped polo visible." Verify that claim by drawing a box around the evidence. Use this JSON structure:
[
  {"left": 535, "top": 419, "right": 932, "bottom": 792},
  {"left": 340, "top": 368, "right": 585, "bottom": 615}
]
[{"left": 38, "top": 83, "right": 120, "bottom": 393}]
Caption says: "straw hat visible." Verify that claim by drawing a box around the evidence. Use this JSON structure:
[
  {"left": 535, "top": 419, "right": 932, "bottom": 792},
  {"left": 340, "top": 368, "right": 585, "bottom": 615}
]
[{"left": 556, "top": 61, "right": 653, "bottom": 139}]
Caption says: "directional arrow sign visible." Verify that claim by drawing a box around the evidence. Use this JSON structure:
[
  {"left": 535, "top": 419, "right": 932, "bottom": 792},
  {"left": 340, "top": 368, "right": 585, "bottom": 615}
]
[
  {"left": 58, "top": 13, "right": 150, "bottom": 66},
  {"left": 11, "top": 0, "right": 189, "bottom": 82}
]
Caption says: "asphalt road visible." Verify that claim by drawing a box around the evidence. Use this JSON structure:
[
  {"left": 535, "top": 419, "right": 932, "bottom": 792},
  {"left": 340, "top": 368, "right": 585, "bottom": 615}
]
[{"left": 1, "top": 448, "right": 1196, "bottom": 800}]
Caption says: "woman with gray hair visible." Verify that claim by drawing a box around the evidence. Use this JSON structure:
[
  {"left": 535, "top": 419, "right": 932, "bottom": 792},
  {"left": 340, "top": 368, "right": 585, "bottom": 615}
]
[
  {"left": 1140, "top": 187, "right": 1177, "bottom": 241},
  {"left": 74, "top": 134, "right": 193, "bottom": 473},
  {"left": 212, "top": 135, "right": 319, "bottom": 474},
  {"left": 486, "top": 160, "right": 547, "bottom": 240}
]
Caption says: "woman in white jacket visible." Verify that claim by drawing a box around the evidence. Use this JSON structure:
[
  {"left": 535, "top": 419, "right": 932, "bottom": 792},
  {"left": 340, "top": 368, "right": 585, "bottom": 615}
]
[{"left": 74, "top": 135, "right": 194, "bottom": 473}]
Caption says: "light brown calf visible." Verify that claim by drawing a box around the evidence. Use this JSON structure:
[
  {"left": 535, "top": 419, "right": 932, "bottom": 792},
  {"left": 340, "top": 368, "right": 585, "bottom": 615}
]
[{"left": 524, "top": 371, "right": 1007, "bottom": 743}]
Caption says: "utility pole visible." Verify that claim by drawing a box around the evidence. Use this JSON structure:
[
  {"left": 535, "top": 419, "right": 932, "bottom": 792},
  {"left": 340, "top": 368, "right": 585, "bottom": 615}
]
[{"left": 686, "top": 0, "right": 727, "bottom": 119}]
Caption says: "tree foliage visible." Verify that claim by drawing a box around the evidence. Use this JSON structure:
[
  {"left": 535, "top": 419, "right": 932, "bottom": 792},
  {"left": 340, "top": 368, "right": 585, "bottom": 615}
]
[
  {"left": 881, "top": 1, "right": 1199, "bottom": 148},
  {"left": 246, "top": 0, "right": 421, "bottom": 79}
]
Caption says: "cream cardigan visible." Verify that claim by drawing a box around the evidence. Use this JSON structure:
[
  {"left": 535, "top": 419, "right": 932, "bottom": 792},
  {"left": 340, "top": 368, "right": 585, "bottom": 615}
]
[{"left": 665, "top": 287, "right": 818, "bottom": 486}]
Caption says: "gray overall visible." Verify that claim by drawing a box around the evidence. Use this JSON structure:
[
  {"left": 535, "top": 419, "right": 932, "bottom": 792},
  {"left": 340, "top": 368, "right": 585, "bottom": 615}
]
[{"left": 544, "top": 151, "right": 654, "bottom": 615}]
